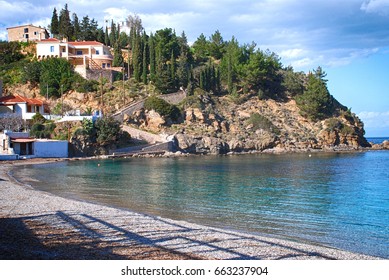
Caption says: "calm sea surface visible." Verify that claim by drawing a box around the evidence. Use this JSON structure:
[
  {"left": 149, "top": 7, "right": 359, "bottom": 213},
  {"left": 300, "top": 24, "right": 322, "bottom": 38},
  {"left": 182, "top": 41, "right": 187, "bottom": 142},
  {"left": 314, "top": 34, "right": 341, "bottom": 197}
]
[{"left": 15, "top": 151, "right": 389, "bottom": 258}]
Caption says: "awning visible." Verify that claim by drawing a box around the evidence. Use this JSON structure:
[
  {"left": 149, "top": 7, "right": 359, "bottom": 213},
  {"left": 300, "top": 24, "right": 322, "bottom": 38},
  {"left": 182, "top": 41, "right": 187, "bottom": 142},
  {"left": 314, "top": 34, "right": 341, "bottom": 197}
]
[{"left": 10, "top": 138, "right": 36, "bottom": 143}]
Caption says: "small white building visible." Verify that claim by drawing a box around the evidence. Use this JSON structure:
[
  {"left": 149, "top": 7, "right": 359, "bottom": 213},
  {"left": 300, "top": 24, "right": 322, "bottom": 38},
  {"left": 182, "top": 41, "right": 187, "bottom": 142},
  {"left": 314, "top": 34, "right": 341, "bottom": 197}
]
[
  {"left": 0, "top": 131, "right": 68, "bottom": 159},
  {"left": 0, "top": 94, "right": 48, "bottom": 120}
]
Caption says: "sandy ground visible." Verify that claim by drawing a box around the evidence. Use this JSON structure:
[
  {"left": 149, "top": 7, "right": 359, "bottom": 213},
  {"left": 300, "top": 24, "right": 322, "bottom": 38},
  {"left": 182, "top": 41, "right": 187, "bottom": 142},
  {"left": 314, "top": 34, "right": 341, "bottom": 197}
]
[{"left": 0, "top": 158, "right": 382, "bottom": 260}]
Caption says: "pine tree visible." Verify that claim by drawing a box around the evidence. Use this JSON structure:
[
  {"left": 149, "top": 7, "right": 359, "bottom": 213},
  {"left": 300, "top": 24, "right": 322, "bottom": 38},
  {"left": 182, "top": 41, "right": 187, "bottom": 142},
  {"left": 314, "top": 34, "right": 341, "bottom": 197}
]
[
  {"left": 50, "top": 8, "right": 59, "bottom": 38},
  {"left": 296, "top": 70, "right": 333, "bottom": 121}
]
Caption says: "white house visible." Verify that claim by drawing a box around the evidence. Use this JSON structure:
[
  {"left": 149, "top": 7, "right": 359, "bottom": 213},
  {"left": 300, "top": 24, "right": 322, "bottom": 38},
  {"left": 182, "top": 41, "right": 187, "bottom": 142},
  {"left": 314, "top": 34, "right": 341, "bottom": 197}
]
[
  {"left": 0, "top": 94, "right": 48, "bottom": 120},
  {"left": 36, "top": 39, "right": 114, "bottom": 77},
  {"left": 0, "top": 131, "right": 68, "bottom": 159}
]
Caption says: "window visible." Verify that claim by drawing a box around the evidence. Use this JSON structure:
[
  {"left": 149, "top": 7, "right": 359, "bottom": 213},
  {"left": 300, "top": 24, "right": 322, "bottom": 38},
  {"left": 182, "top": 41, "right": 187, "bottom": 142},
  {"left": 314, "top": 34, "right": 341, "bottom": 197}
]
[
  {"left": 62, "top": 47, "right": 66, "bottom": 53},
  {"left": 102, "top": 63, "right": 106, "bottom": 68},
  {"left": 24, "top": 34, "right": 29, "bottom": 39},
  {"left": 96, "top": 50, "right": 100, "bottom": 55},
  {"left": 76, "top": 50, "right": 83, "bottom": 55},
  {"left": 107, "top": 63, "right": 111, "bottom": 68},
  {"left": 34, "top": 31, "right": 38, "bottom": 35},
  {"left": 50, "top": 46, "right": 54, "bottom": 52},
  {"left": 24, "top": 28, "right": 28, "bottom": 33}
]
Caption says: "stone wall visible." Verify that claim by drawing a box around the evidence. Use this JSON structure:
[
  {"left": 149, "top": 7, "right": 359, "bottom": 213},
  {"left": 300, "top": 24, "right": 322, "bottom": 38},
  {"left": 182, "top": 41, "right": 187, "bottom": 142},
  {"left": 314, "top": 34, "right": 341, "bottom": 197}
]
[{"left": 85, "top": 69, "right": 114, "bottom": 83}]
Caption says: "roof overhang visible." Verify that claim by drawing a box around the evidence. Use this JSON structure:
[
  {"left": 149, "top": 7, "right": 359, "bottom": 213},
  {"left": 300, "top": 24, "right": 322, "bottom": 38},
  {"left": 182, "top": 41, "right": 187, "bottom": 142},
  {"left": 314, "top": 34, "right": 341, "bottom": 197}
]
[{"left": 10, "top": 138, "right": 36, "bottom": 143}]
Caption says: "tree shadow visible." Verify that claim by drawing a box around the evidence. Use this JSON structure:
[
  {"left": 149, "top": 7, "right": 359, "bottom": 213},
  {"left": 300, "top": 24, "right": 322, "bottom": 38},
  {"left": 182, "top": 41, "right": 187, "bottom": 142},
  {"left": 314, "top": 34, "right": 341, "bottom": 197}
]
[{"left": 0, "top": 210, "right": 338, "bottom": 260}]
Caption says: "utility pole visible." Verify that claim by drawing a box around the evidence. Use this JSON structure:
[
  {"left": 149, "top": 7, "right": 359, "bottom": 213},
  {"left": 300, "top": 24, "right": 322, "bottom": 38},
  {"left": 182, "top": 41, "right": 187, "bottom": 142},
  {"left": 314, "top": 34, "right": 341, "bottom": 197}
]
[
  {"left": 122, "top": 65, "right": 125, "bottom": 107},
  {"left": 61, "top": 85, "right": 63, "bottom": 117},
  {"left": 100, "top": 73, "right": 103, "bottom": 116}
]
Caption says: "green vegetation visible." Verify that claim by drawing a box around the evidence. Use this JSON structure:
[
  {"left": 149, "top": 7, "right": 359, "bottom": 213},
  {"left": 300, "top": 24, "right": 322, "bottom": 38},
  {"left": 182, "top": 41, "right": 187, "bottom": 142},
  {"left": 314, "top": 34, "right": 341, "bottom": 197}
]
[
  {"left": 144, "top": 96, "right": 181, "bottom": 121},
  {"left": 29, "top": 112, "right": 56, "bottom": 139},
  {"left": 1, "top": 4, "right": 352, "bottom": 129},
  {"left": 296, "top": 67, "right": 334, "bottom": 121},
  {"left": 94, "top": 117, "right": 122, "bottom": 144},
  {"left": 247, "top": 113, "right": 280, "bottom": 135}
]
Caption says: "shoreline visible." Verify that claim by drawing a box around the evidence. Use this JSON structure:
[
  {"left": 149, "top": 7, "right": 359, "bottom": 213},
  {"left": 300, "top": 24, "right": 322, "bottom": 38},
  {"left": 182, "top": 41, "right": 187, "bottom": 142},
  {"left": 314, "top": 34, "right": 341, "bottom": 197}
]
[{"left": 0, "top": 159, "right": 384, "bottom": 260}]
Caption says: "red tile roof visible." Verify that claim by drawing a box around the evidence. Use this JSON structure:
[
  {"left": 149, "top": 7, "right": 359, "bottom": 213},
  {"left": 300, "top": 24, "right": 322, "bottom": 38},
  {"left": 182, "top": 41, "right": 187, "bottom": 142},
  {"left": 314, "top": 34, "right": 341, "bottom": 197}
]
[
  {"left": 0, "top": 95, "right": 45, "bottom": 106},
  {"left": 69, "top": 41, "right": 103, "bottom": 46},
  {"left": 39, "top": 38, "right": 60, "bottom": 42}
]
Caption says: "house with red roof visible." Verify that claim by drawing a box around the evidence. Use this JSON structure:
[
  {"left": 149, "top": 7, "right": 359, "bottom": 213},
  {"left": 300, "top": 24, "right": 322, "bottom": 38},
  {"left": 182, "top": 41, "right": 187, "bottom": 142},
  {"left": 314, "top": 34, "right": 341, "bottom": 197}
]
[
  {"left": 36, "top": 39, "right": 114, "bottom": 78},
  {"left": 0, "top": 94, "right": 48, "bottom": 120}
]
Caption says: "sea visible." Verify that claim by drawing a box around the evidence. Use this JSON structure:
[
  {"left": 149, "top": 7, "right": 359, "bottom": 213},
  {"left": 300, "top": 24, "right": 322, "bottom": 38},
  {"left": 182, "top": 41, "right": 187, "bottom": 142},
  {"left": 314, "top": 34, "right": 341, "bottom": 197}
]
[{"left": 14, "top": 138, "right": 389, "bottom": 259}]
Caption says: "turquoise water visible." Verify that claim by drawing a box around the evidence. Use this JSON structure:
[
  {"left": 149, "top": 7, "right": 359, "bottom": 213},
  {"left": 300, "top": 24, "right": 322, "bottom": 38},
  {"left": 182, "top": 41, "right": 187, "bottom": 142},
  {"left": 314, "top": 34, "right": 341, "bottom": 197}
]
[{"left": 15, "top": 151, "right": 389, "bottom": 258}]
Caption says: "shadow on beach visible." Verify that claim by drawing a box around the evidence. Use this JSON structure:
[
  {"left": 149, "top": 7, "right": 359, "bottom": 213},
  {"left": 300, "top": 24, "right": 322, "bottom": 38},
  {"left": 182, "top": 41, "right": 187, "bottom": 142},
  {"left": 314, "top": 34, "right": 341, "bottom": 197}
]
[{"left": 0, "top": 210, "right": 338, "bottom": 260}]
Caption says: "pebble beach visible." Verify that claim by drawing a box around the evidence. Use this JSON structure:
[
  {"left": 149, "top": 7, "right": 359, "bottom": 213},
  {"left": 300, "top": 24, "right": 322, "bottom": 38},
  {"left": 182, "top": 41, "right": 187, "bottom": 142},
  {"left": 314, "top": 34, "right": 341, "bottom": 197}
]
[{"left": 0, "top": 160, "right": 381, "bottom": 260}]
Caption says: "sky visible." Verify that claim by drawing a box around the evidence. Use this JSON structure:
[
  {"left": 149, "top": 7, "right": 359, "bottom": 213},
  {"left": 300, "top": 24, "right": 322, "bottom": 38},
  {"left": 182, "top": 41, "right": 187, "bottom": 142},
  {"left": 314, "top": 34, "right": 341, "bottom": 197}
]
[{"left": 1, "top": 0, "right": 389, "bottom": 136}]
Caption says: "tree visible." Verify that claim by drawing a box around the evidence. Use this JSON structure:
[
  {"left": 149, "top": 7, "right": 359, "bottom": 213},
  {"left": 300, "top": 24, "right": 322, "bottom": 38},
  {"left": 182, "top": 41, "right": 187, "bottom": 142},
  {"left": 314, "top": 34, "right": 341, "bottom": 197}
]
[
  {"left": 142, "top": 32, "right": 148, "bottom": 84},
  {"left": 0, "top": 114, "right": 24, "bottom": 132},
  {"left": 23, "top": 60, "right": 41, "bottom": 86},
  {"left": 72, "top": 13, "right": 81, "bottom": 40},
  {"left": 59, "top": 4, "right": 72, "bottom": 40},
  {"left": 104, "top": 26, "right": 110, "bottom": 46},
  {"left": 0, "top": 42, "right": 24, "bottom": 65},
  {"left": 149, "top": 32, "right": 156, "bottom": 82},
  {"left": 39, "top": 58, "right": 74, "bottom": 98},
  {"left": 192, "top": 33, "right": 209, "bottom": 62},
  {"left": 94, "top": 116, "right": 121, "bottom": 145},
  {"left": 209, "top": 30, "right": 225, "bottom": 59},
  {"left": 109, "top": 20, "right": 117, "bottom": 46},
  {"left": 296, "top": 68, "right": 333, "bottom": 121},
  {"left": 50, "top": 8, "right": 59, "bottom": 38},
  {"left": 112, "top": 43, "right": 124, "bottom": 67}
]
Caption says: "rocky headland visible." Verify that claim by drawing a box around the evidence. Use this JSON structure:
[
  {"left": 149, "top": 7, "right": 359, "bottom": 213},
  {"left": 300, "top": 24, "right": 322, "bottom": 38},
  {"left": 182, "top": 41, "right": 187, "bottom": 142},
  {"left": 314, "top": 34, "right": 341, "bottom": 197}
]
[{"left": 123, "top": 91, "right": 372, "bottom": 155}]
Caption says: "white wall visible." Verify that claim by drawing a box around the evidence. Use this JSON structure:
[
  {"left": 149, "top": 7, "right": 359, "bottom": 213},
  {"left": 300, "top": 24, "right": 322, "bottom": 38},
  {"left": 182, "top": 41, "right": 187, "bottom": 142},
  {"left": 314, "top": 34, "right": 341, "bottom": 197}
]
[
  {"left": 37, "top": 43, "right": 60, "bottom": 57},
  {"left": 34, "top": 140, "right": 68, "bottom": 158}
]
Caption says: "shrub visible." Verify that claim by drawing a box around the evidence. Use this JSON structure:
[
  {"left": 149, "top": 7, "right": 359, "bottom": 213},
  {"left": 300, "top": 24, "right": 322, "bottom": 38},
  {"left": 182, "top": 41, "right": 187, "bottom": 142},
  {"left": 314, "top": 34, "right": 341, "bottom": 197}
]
[
  {"left": 94, "top": 116, "right": 121, "bottom": 145},
  {"left": 31, "top": 112, "right": 46, "bottom": 125},
  {"left": 247, "top": 113, "right": 280, "bottom": 134},
  {"left": 30, "top": 121, "right": 56, "bottom": 139},
  {"left": 144, "top": 96, "right": 181, "bottom": 121},
  {"left": 326, "top": 118, "right": 343, "bottom": 132}
]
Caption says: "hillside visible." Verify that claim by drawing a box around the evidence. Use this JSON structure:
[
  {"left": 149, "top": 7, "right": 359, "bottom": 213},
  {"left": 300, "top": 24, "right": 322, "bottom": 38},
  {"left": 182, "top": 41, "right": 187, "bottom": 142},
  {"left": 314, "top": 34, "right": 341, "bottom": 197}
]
[{"left": 123, "top": 89, "right": 370, "bottom": 154}]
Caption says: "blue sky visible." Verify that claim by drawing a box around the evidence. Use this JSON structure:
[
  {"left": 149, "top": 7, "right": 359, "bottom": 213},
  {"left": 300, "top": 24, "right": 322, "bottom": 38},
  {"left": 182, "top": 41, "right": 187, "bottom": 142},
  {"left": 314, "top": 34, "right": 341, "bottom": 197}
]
[{"left": 1, "top": 0, "right": 388, "bottom": 136}]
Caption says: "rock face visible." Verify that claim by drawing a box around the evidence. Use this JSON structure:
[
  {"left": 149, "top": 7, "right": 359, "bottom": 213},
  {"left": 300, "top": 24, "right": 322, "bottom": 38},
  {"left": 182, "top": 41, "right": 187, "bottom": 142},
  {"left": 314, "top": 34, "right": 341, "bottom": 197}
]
[{"left": 125, "top": 92, "right": 371, "bottom": 155}]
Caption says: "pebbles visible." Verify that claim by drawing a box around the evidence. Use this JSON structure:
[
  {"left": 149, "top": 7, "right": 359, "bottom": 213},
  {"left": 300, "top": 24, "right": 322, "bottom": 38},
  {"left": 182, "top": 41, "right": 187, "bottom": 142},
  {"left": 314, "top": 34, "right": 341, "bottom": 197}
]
[{"left": 0, "top": 164, "right": 381, "bottom": 260}]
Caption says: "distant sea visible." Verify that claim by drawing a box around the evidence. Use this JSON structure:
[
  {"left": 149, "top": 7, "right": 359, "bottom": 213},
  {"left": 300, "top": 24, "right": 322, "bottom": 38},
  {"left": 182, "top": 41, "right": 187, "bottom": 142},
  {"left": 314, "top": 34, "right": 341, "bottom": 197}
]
[
  {"left": 367, "top": 137, "right": 389, "bottom": 144},
  {"left": 15, "top": 151, "right": 389, "bottom": 259}
]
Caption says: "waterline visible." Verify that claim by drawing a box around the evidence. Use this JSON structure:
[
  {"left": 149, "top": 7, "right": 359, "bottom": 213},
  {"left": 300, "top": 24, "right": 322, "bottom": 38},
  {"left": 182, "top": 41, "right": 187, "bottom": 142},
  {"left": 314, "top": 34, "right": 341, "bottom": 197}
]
[{"left": 15, "top": 151, "right": 389, "bottom": 258}]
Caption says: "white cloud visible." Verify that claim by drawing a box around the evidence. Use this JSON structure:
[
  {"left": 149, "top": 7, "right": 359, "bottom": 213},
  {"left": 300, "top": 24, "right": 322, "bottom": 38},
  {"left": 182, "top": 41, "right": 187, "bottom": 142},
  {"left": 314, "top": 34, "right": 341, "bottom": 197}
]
[
  {"left": 2, "top": 0, "right": 389, "bottom": 71},
  {"left": 358, "top": 111, "right": 389, "bottom": 128},
  {"left": 361, "top": 0, "right": 389, "bottom": 14}
]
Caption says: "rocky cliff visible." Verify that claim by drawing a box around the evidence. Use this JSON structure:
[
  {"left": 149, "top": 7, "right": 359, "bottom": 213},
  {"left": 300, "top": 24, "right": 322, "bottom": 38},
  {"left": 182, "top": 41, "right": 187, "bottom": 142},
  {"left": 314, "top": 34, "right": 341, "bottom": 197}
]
[{"left": 125, "top": 92, "right": 371, "bottom": 155}]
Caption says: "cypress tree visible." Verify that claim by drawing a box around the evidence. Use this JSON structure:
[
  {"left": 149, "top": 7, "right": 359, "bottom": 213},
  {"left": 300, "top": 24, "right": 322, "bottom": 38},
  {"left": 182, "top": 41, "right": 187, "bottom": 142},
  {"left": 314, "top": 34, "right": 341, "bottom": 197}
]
[
  {"left": 104, "top": 26, "right": 110, "bottom": 46},
  {"left": 170, "top": 50, "right": 176, "bottom": 90},
  {"left": 72, "top": 13, "right": 80, "bottom": 40},
  {"left": 142, "top": 32, "right": 148, "bottom": 84},
  {"left": 132, "top": 33, "right": 141, "bottom": 82},
  {"left": 59, "top": 4, "right": 72, "bottom": 40},
  {"left": 149, "top": 33, "right": 156, "bottom": 82},
  {"left": 109, "top": 20, "right": 117, "bottom": 46},
  {"left": 50, "top": 8, "right": 59, "bottom": 38}
]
